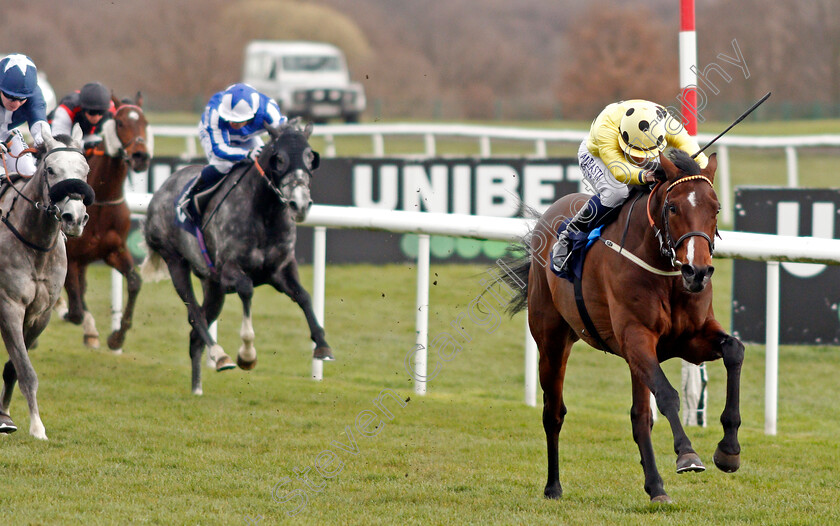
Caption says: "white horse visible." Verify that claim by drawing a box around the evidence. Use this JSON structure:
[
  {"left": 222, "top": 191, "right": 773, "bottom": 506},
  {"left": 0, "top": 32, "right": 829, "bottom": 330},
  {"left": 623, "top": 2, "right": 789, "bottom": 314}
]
[{"left": 0, "top": 126, "right": 92, "bottom": 440}]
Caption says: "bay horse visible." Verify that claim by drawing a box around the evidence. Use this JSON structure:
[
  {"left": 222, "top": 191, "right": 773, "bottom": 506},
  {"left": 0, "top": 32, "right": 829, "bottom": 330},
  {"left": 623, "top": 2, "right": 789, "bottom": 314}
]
[
  {"left": 54, "top": 94, "right": 151, "bottom": 353},
  {"left": 500, "top": 149, "right": 743, "bottom": 503},
  {"left": 140, "top": 120, "right": 333, "bottom": 395},
  {"left": 0, "top": 126, "right": 93, "bottom": 439}
]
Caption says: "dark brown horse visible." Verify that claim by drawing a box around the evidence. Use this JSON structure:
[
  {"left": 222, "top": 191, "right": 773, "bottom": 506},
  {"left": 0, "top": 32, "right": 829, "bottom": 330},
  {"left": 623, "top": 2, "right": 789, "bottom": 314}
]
[
  {"left": 500, "top": 149, "right": 743, "bottom": 503},
  {"left": 54, "top": 94, "right": 151, "bottom": 352}
]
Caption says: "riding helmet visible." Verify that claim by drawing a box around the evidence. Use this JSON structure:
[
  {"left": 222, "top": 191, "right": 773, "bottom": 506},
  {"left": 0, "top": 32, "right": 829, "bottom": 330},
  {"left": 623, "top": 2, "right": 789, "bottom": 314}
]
[
  {"left": 0, "top": 54, "right": 39, "bottom": 99},
  {"left": 80, "top": 82, "right": 112, "bottom": 111},
  {"left": 618, "top": 100, "right": 668, "bottom": 161},
  {"left": 217, "top": 83, "right": 259, "bottom": 123}
]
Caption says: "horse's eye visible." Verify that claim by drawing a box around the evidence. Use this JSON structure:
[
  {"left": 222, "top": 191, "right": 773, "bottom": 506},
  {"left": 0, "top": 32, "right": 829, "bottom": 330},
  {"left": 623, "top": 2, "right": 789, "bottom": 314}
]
[
  {"left": 668, "top": 204, "right": 677, "bottom": 214},
  {"left": 46, "top": 166, "right": 55, "bottom": 175}
]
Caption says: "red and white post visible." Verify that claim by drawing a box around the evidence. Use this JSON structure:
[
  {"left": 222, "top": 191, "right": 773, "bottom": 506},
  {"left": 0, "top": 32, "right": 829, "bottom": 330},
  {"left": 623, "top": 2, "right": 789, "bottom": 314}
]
[{"left": 678, "top": 0, "right": 708, "bottom": 427}]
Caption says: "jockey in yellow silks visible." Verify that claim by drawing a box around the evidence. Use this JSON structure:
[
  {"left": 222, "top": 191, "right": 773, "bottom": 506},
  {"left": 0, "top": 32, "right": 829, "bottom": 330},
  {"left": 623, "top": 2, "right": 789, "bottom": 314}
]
[{"left": 551, "top": 99, "right": 709, "bottom": 272}]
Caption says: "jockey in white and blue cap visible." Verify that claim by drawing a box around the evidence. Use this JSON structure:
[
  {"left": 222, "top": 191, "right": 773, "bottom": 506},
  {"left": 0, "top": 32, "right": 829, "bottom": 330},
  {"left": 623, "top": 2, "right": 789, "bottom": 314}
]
[
  {"left": 0, "top": 53, "right": 52, "bottom": 177},
  {"left": 179, "top": 83, "right": 286, "bottom": 220}
]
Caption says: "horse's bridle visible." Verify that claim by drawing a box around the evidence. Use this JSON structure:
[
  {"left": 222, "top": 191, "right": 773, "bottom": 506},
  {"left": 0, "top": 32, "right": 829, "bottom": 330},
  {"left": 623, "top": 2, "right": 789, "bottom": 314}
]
[
  {"left": 646, "top": 175, "right": 717, "bottom": 268},
  {"left": 253, "top": 147, "right": 312, "bottom": 205}
]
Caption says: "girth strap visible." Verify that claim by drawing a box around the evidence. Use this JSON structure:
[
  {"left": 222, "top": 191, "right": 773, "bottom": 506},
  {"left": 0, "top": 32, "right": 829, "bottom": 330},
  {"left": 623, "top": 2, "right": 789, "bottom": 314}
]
[{"left": 573, "top": 275, "right": 614, "bottom": 354}]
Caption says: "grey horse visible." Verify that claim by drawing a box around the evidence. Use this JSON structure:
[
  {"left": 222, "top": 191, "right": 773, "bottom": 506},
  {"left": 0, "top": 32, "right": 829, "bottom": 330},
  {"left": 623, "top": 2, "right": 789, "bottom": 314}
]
[
  {"left": 0, "top": 126, "right": 93, "bottom": 439},
  {"left": 141, "top": 120, "right": 333, "bottom": 395}
]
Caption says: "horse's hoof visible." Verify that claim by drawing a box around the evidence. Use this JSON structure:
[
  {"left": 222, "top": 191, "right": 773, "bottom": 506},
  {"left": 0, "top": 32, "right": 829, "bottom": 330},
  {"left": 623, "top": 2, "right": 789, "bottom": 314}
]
[
  {"left": 650, "top": 494, "right": 673, "bottom": 504},
  {"left": 83, "top": 335, "right": 100, "bottom": 349},
  {"left": 313, "top": 347, "right": 334, "bottom": 361},
  {"left": 107, "top": 332, "right": 125, "bottom": 351},
  {"left": 676, "top": 452, "right": 706, "bottom": 473},
  {"left": 192, "top": 387, "right": 203, "bottom": 396},
  {"left": 215, "top": 356, "right": 236, "bottom": 371},
  {"left": 713, "top": 445, "right": 741, "bottom": 473},
  {"left": 543, "top": 482, "right": 563, "bottom": 500},
  {"left": 237, "top": 355, "right": 257, "bottom": 370},
  {"left": 0, "top": 413, "right": 17, "bottom": 434}
]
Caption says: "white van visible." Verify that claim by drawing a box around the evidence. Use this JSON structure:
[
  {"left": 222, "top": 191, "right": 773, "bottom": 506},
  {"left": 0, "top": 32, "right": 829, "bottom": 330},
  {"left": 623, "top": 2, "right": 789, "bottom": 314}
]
[{"left": 243, "top": 41, "right": 366, "bottom": 123}]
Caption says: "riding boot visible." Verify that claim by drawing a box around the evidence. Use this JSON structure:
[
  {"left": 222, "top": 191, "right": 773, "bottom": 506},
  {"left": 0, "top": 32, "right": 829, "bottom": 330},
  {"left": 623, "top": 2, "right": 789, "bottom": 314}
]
[
  {"left": 551, "top": 194, "right": 615, "bottom": 272},
  {"left": 179, "top": 165, "right": 224, "bottom": 222}
]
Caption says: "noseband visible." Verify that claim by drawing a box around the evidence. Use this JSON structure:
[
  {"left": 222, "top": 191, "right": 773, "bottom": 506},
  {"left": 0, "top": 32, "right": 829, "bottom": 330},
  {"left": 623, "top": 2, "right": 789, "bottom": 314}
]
[{"left": 646, "top": 175, "right": 716, "bottom": 268}]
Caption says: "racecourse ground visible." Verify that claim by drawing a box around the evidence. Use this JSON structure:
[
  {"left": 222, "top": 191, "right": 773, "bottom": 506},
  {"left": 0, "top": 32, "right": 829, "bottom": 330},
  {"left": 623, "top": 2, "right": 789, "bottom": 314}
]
[{"left": 2, "top": 260, "right": 839, "bottom": 525}]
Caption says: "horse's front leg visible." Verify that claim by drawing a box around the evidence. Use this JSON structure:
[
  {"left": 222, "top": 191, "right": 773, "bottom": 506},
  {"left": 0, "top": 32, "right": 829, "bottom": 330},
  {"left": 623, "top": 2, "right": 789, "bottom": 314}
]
[
  {"left": 682, "top": 320, "right": 744, "bottom": 473},
  {"left": 629, "top": 373, "right": 667, "bottom": 502},
  {"left": 105, "top": 248, "right": 142, "bottom": 353},
  {"left": 218, "top": 264, "right": 257, "bottom": 370},
  {"left": 165, "top": 257, "right": 234, "bottom": 391},
  {"left": 0, "top": 302, "right": 46, "bottom": 439},
  {"left": 271, "top": 262, "right": 333, "bottom": 360},
  {"left": 0, "top": 361, "right": 18, "bottom": 433},
  {"left": 623, "top": 326, "right": 703, "bottom": 500}
]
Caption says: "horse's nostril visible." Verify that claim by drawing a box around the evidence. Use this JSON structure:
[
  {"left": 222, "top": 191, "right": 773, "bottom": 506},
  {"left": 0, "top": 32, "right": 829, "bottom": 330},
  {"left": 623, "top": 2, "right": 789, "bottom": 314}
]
[
  {"left": 707, "top": 266, "right": 715, "bottom": 278},
  {"left": 681, "top": 264, "right": 695, "bottom": 279},
  {"left": 289, "top": 201, "right": 299, "bottom": 211}
]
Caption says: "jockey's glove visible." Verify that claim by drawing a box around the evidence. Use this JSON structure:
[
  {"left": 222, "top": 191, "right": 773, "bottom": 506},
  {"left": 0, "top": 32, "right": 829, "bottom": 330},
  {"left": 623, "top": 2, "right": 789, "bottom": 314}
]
[{"left": 247, "top": 145, "right": 263, "bottom": 162}]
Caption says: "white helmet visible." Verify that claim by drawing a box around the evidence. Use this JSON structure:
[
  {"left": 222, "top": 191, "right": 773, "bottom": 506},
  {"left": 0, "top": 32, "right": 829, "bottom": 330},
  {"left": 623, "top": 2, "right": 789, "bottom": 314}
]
[
  {"left": 618, "top": 100, "right": 667, "bottom": 160},
  {"left": 217, "top": 83, "right": 259, "bottom": 122}
]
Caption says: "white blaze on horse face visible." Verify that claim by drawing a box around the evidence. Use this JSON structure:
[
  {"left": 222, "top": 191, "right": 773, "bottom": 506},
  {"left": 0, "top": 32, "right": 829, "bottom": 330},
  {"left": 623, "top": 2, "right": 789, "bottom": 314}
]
[
  {"left": 686, "top": 237, "right": 696, "bottom": 266},
  {"left": 127, "top": 110, "right": 140, "bottom": 121},
  {"left": 688, "top": 191, "right": 697, "bottom": 208}
]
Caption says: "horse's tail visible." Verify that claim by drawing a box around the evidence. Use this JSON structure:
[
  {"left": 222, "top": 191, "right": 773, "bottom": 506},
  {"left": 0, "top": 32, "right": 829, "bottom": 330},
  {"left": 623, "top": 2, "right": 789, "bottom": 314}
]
[
  {"left": 139, "top": 244, "right": 170, "bottom": 283},
  {"left": 498, "top": 236, "right": 532, "bottom": 316}
]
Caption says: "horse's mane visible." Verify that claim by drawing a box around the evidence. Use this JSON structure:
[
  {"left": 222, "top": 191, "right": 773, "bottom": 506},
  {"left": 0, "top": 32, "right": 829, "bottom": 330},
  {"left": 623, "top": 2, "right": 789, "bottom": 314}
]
[{"left": 667, "top": 148, "right": 701, "bottom": 176}]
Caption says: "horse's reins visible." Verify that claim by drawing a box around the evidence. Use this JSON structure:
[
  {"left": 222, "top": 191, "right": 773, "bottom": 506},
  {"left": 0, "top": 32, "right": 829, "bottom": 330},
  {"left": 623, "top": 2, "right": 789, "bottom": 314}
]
[
  {"left": 1, "top": 146, "right": 87, "bottom": 252},
  {"left": 86, "top": 104, "right": 148, "bottom": 206},
  {"left": 200, "top": 146, "right": 312, "bottom": 230}
]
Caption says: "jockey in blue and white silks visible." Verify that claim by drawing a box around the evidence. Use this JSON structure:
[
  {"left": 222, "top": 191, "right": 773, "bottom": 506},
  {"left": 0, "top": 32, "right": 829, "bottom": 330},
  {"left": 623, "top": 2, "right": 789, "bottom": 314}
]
[
  {"left": 0, "top": 53, "right": 51, "bottom": 177},
  {"left": 179, "top": 83, "right": 286, "bottom": 221},
  {"left": 199, "top": 83, "right": 285, "bottom": 176}
]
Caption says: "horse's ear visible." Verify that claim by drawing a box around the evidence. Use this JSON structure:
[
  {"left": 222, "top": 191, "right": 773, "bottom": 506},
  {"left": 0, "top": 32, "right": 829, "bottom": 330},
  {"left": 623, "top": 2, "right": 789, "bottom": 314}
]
[
  {"left": 135, "top": 91, "right": 143, "bottom": 107},
  {"left": 304, "top": 122, "right": 313, "bottom": 139},
  {"left": 703, "top": 153, "right": 717, "bottom": 184},
  {"left": 264, "top": 121, "right": 280, "bottom": 140},
  {"left": 111, "top": 93, "right": 121, "bottom": 108},
  {"left": 71, "top": 123, "right": 84, "bottom": 146},
  {"left": 658, "top": 151, "right": 679, "bottom": 181},
  {"left": 42, "top": 125, "right": 55, "bottom": 150}
]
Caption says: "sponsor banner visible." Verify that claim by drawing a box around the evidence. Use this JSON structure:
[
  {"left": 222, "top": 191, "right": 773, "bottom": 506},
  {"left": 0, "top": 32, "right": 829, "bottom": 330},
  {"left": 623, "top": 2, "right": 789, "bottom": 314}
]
[
  {"left": 732, "top": 187, "right": 840, "bottom": 345},
  {"left": 127, "top": 157, "right": 584, "bottom": 264}
]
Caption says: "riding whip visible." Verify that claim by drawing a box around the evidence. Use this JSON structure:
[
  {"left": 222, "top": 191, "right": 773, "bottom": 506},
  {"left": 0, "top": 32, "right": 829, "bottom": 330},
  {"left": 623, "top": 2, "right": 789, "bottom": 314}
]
[{"left": 692, "top": 91, "right": 772, "bottom": 159}]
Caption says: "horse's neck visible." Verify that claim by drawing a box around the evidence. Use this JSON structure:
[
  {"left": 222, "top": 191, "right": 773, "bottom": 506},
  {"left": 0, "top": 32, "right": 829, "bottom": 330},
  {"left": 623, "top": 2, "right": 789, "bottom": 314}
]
[
  {"left": 8, "top": 173, "right": 58, "bottom": 241},
  {"left": 213, "top": 169, "right": 293, "bottom": 236},
  {"left": 611, "top": 189, "right": 665, "bottom": 264},
  {"left": 88, "top": 154, "right": 127, "bottom": 201}
]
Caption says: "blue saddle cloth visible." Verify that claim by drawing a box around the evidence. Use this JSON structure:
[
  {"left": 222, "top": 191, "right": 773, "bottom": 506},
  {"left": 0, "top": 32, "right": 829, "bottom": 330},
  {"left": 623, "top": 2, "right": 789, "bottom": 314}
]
[{"left": 551, "top": 224, "right": 603, "bottom": 282}]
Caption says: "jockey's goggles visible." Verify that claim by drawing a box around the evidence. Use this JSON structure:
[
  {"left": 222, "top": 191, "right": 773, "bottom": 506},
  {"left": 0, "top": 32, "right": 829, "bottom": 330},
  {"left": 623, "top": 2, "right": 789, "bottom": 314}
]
[{"left": 2, "top": 92, "right": 27, "bottom": 102}]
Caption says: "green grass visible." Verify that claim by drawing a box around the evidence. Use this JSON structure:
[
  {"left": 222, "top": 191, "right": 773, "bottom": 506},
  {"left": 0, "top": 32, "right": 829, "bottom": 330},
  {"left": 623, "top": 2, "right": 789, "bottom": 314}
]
[{"left": 2, "top": 261, "right": 839, "bottom": 525}]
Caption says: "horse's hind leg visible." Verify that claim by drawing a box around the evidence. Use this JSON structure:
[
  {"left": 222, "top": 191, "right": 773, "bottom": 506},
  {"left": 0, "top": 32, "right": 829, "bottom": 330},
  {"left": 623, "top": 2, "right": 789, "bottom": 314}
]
[
  {"left": 0, "top": 361, "right": 18, "bottom": 433},
  {"left": 271, "top": 262, "right": 332, "bottom": 361},
  {"left": 105, "top": 249, "right": 142, "bottom": 352},
  {"left": 532, "top": 308, "right": 574, "bottom": 500}
]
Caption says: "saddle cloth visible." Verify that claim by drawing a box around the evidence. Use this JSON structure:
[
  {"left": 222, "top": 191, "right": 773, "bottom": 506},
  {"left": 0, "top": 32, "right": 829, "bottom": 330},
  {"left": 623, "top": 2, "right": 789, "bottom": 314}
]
[{"left": 551, "top": 224, "right": 604, "bottom": 282}]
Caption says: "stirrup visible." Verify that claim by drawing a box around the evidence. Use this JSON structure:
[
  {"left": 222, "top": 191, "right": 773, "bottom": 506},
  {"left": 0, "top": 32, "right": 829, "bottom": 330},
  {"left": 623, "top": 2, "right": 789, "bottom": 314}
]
[{"left": 551, "top": 238, "right": 571, "bottom": 271}]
